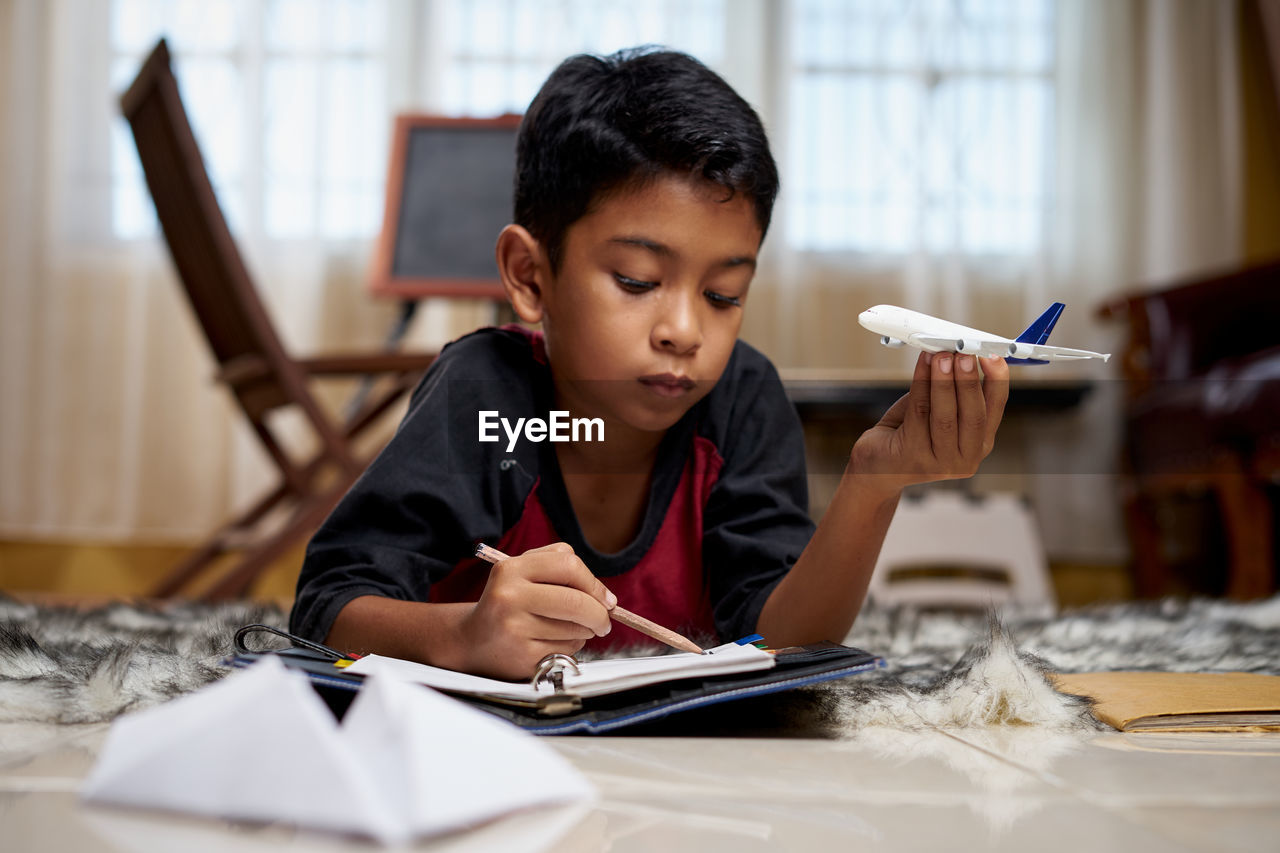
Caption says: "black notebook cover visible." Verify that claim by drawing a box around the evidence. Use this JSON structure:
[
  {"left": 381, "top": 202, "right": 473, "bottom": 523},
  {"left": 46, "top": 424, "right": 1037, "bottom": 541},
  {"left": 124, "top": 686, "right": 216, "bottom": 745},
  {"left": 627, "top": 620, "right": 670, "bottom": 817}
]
[{"left": 228, "top": 641, "right": 883, "bottom": 735}]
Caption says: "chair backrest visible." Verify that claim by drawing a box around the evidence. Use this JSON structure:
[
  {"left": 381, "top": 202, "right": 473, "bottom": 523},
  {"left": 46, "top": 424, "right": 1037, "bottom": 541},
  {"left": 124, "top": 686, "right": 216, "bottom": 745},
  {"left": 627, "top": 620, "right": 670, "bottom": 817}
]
[
  {"left": 120, "top": 40, "right": 357, "bottom": 487},
  {"left": 119, "top": 39, "right": 314, "bottom": 423},
  {"left": 1098, "top": 261, "right": 1280, "bottom": 395}
]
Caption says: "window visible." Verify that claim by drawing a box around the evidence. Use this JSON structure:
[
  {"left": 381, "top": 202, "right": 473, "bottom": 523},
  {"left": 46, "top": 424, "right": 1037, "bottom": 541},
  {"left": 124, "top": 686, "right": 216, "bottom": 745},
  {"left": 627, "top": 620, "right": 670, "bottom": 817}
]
[
  {"left": 432, "top": 0, "right": 725, "bottom": 116},
  {"left": 102, "top": 0, "right": 1054, "bottom": 255},
  {"left": 106, "top": 0, "right": 723, "bottom": 242},
  {"left": 785, "top": 0, "right": 1056, "bottom": 255},
  {"left": 109, "top": 0, "right": 391, "bottom": 241}
]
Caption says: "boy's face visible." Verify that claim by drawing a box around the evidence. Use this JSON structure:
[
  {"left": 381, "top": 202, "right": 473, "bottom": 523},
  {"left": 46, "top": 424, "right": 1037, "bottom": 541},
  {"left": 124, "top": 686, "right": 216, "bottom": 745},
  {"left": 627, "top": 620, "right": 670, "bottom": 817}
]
[{"left": 539, "top": 174, "right": 761, "bottom": 436}]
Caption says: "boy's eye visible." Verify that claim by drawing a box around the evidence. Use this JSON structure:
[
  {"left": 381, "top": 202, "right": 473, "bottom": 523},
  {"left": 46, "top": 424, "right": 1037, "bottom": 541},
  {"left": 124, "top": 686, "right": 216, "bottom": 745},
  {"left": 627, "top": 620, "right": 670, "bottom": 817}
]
[
  {"left": 705, "top": 290, "right": 743, "bottom": 309},
  {"left": 614, "top": 273, "right": 657, "bottom": 293}
]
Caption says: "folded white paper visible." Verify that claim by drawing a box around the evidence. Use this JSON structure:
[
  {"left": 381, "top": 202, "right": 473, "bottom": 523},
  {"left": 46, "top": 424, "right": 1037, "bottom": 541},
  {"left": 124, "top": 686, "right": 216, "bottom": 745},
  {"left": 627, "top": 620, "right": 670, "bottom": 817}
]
[{"left": 80, "top": 656, "right": 596, "bottom": 845}]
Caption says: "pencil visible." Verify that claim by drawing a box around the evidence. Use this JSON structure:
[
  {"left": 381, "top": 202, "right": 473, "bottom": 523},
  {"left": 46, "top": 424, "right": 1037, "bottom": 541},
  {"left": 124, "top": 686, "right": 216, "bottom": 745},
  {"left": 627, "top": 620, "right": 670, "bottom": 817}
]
[{"left": 473, "top": 543, "right": 704, "bottom": 654}]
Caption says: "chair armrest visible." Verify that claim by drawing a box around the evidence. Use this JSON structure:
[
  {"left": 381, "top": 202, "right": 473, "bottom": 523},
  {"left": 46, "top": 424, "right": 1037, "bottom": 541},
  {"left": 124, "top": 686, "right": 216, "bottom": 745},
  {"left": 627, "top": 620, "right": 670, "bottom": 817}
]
[
  {"left": 295, "top": 352, "right": 437, "bottom": 375},
  {"left": 215, "top": 354, "right": 271, "bottom": 388}
]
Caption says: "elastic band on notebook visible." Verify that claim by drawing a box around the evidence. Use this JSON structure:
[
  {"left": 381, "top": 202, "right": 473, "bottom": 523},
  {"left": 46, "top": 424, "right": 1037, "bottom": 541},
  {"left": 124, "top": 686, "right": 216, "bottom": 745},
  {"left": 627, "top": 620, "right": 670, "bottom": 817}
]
[{"left": 233, "top": 624, "right": 353, "bottom": 661}]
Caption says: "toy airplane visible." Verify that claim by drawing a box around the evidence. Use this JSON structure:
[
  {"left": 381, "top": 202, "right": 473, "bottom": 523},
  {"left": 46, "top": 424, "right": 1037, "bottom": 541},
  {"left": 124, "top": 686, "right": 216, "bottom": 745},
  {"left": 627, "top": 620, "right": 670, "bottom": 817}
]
[{"left": 857, "top": 303, "right": 1110, "bottom": 365}]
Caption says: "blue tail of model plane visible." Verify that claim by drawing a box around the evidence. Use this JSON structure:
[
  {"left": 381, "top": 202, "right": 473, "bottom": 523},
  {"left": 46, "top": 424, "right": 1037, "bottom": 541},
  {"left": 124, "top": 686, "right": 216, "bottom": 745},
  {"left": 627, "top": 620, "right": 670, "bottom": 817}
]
[{"left": 1006, "top": 303, "right": 1065, "bottom": 364}]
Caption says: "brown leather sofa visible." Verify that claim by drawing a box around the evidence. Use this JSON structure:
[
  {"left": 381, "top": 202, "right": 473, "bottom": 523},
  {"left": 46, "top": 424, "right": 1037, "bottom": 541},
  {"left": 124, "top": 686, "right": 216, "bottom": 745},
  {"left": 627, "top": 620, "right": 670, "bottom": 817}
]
[{"left": 1098, "top": 260, "right": 1280, "bottom": 599}]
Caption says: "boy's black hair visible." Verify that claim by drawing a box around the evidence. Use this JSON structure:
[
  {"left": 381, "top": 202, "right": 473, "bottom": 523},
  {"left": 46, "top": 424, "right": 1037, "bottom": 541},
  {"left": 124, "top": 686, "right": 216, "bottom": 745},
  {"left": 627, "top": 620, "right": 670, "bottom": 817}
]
[{"left": 514, "top": 47, "right": 779, "bottom": 271}]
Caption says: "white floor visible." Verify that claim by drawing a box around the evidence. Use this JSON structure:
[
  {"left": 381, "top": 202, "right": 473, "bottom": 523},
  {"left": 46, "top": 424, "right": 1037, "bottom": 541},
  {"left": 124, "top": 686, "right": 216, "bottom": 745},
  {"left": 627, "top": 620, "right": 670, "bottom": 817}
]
[{"left": 3, "top": 720, "right": 1278, "bottom": 851}]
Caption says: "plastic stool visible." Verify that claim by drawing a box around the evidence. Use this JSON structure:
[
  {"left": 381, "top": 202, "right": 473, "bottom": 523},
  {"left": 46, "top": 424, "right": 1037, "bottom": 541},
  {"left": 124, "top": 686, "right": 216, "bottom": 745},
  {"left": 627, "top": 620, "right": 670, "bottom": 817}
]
[{"left": 866, "top": 491, "right": 1056, "bottom": 611}]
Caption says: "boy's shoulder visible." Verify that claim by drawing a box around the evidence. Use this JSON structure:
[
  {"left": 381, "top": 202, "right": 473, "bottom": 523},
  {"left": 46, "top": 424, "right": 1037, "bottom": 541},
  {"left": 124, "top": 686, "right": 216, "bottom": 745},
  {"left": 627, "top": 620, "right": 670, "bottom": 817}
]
[
  {"left": 433, "top": 324, "right": 548, "bottom": 380},
  {"left": 695, "top": 339, "right": 802, "bottom": 466},
  {"left": 715, "top": 338, "right": 785, "bottom": 394},
  {"left": 698, "top": 339, "right": 793, "bottom": 433},
  {"left": 403, "top": 325, "right": 545, "bottom": 416}
]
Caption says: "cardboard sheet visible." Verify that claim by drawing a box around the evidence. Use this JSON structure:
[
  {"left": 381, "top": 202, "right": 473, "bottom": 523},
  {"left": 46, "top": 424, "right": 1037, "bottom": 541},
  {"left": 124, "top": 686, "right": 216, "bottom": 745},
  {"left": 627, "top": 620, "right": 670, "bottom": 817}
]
[{"left": 1053, "top": 671, "right": 1280, "bottom": 732}]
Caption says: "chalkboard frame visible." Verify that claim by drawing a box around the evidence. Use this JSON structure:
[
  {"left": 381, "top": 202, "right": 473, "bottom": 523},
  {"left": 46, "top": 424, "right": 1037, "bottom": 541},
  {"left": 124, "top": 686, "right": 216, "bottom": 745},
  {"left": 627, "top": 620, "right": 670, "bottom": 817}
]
[{"left": 369, "top": 113, "right": 522, "bottom": 300}]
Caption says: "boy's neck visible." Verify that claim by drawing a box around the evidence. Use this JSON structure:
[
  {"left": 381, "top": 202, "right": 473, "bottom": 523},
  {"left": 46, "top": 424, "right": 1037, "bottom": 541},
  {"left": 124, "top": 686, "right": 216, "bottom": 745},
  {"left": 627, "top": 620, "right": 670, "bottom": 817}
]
[
  {"left": 554, "top": 427, "right": 663, "bottom": 555},
  {"left": 549, "top": 381, "right": 670, "bottom": 473},
  {"left": 553, "top": 422, "right": 663, "bottom": 474}
]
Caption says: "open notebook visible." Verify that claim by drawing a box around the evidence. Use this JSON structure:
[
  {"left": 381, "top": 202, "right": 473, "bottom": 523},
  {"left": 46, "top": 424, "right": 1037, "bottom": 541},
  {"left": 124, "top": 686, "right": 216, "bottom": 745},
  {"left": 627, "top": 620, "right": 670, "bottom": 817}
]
[
  {"left": 344, "top": 641, "right": 774, "bottom": 704},
  {"left": 229, "top": 627, "right": 884, "bottom": 735}
]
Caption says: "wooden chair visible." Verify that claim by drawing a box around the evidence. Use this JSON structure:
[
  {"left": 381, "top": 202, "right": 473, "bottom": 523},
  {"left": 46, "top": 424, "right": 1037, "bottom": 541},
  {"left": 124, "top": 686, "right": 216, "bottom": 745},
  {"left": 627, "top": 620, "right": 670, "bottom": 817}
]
[
  {"left": 1097, "top": 262, "right": 1280, "bottom": 600},
  {"left": 120, "top": 39, "right": 436, "bottom": 600}
]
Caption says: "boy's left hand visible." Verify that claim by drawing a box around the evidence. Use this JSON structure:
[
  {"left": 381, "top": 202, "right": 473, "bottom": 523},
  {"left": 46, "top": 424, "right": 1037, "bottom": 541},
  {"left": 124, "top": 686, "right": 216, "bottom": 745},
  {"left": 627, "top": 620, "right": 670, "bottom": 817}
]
[{"left": 851, "top": 352, "right": 1009, "bottom": 497}]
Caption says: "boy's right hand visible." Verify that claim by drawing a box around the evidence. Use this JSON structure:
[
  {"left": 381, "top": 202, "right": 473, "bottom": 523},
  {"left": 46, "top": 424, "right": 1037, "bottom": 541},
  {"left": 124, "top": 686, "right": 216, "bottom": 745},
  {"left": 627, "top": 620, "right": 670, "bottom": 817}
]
[{"left": 457, "top": 542, "right": 616, "bottom": 680}]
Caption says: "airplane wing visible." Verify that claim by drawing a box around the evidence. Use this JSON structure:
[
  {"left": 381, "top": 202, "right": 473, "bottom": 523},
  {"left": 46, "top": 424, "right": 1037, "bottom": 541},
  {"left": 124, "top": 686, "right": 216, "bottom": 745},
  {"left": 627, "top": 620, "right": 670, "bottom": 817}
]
[
  {"left": 912, "top": 335, "right": 1110, "bottom": 362},
  {"left": 910, "top": 336, "right": 1011, "bottom": 358},
  {"left": 1007, "top": 342, "right": 1111, "bottom": 362}
]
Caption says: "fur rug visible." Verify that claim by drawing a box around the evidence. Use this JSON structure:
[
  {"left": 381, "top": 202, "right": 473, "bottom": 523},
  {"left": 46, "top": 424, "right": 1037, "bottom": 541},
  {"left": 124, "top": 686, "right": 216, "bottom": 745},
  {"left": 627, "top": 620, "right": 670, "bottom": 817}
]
[{"left": 2, "top": 594, "right": 1278, "bottom": 733}]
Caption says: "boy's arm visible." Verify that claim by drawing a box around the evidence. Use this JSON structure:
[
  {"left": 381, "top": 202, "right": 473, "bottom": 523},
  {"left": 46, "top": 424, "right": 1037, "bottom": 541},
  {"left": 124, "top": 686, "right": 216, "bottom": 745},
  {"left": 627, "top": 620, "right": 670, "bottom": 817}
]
[
  {"left": 755, "top": 463, "right": 899, "bottom": 646},
  {"left": 758, "top": 352, "right": 1009, "bottom": 646}
]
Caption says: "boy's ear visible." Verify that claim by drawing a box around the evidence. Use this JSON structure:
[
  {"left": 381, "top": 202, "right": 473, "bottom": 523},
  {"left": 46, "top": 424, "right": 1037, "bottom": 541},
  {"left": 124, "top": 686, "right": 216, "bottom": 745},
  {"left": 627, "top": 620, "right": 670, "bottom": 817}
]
[{"left": 495, "top": 224, "right": 548, "bottom": 324}]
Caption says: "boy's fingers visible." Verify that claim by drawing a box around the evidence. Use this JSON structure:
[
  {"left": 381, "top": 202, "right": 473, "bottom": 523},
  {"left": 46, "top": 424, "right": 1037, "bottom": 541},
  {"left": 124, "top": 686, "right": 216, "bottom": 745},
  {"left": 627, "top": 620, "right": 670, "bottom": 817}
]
[
  {"left": 515, "top": 547, "right": 617, "bottom": 608},
  {"left": 524, "top": 541, "right": 574, "bottom": 555},
  {"left": 953, "top": 354, "right": 986, "bottom": 461},
  {"left": 510, "top": 547, "right": 587, "bottom": 586},
  {"left": 599, "top": 581, "right": 619, "bottom": 609},
  {"left": 903, "top": 352, "right": 933, "bottom": 438},
  {"left": 929, "top": 353, "right": 958, "bottom": 458},
  {"left": 980, "top": 357, "right": 1011, "bottom": 450},
  {"left": 528, "top": 615, "right": 597, "bottom": 642},
  {"left": 525, "top": 584, "right": 613, "bottom": 637},
  {"left": 875, "top": 392, "right": 910, "bottom": 431}
]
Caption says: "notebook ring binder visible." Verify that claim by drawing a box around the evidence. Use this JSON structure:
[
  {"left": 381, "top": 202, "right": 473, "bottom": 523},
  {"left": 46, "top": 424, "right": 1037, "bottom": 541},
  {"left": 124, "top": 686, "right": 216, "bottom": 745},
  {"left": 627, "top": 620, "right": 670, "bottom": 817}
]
[{"left": 531, "top": 653, "right": 580, "bottom": 693}]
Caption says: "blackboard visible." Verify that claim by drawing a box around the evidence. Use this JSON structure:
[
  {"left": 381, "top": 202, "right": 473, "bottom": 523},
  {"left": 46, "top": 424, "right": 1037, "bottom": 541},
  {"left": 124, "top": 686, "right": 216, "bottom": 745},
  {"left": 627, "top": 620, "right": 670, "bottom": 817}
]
[{"left": 370, "top": 114, "right": 520, "bottom": 299}]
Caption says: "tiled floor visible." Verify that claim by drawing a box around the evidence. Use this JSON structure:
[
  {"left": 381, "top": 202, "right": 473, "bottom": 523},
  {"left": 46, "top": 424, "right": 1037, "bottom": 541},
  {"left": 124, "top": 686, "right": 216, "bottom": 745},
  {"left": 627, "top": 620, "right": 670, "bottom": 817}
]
[{"left": 3, "top": 719, "right": 1277, "bottom": 851}]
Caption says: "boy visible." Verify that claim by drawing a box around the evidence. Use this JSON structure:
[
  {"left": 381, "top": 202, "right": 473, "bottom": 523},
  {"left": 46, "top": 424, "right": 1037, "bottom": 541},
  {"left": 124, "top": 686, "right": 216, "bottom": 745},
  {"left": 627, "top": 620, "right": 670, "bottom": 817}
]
[{"left": 291, "top": 48, "right": 1008, "bottom": 680}]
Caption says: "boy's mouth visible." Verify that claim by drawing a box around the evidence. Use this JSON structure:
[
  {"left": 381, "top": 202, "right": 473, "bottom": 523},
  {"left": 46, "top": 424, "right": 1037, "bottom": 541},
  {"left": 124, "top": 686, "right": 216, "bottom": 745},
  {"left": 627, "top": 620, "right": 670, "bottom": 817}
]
[{"left": 639, "top": 373, "right": 696, "bottom": 398}]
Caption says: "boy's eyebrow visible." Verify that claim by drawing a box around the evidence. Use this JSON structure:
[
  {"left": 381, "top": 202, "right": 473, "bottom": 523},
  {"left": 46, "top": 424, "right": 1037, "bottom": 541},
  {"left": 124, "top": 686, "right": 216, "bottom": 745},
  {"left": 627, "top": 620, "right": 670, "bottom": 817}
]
[{"left": 608, "top": 236, "right": 757, "bottom": 270}]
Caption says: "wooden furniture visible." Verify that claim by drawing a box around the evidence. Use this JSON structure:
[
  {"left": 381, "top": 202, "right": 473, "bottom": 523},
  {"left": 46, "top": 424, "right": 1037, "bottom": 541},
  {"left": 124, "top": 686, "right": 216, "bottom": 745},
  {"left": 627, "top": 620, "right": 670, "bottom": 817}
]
[
  {"left": 120, "top": 40, "right": 437, "bottom": 600},
  {"left": 369, "top": 113, "right": 520, "bottom": 301},
  {"left": 1097, "top": 262, "right": 1280, "bottom": 599},
  {"left": 779, "top": 369, "right": 1092, "bottom": 422}
]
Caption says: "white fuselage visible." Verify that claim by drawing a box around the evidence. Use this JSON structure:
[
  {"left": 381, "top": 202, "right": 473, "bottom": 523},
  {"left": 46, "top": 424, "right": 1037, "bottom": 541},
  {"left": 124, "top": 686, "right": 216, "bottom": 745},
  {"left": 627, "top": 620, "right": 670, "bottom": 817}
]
[{"left": 857, "top": 305, "right": 1011, "bottom": 352}]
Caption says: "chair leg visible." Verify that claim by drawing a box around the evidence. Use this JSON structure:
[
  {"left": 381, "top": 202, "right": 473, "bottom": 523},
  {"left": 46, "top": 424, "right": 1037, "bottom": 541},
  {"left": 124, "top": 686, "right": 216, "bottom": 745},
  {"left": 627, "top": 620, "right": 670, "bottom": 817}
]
[
  {"left": 342, "top": 372, "right": 419, "bottom": 440},
  {"left": 1214, "top": 475, "right": 1275, "bottom": 600},
  {"left": 149, "top": 482, "right": 293, "bottom": 599},
  {"left": 200, "top": 477, "right": 357, "bottom": 601},
  {"left": 1122, "top": 489, "right": 1168, "bottom": 599},
  {"left": 150, "top": 538, "right": 228, "bottom": 599}
]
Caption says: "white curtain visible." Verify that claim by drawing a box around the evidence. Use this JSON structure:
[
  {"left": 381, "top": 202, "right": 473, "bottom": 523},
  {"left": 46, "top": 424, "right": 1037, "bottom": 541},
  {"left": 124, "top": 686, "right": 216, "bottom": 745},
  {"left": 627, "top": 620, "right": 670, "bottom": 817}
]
[
  {"left": 741, "top": 0, "right": 1245, "bottom": 563},
  {"left": 0, "top": 0, "right": 493, "bottom": 542},
  {"left": 0, "top": 0, "right": 1246, "bottom": 562},
  {"left": 1026, "top": 0, "right": 1242, "bottom": 562}
]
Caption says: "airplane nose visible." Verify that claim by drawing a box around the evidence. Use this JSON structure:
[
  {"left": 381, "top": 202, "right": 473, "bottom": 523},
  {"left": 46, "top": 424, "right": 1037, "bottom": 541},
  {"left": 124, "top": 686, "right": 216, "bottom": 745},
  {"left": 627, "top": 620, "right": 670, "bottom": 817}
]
[{"left": 857, "top": 310, "right": 875, "bottom": 328}]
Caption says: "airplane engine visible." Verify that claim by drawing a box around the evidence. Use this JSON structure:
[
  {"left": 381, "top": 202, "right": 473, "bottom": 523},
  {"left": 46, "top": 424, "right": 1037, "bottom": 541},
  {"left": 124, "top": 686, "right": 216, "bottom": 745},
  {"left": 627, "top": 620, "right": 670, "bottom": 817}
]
[
  {"left": 880, "top": 336, "right": 906, "bottom": 348},
  {"left": 1007, "top": 342, "right": 1035, "bottom": 359},
  {"left": 955, "top": 338, "right": 982, "bottom": 355}
]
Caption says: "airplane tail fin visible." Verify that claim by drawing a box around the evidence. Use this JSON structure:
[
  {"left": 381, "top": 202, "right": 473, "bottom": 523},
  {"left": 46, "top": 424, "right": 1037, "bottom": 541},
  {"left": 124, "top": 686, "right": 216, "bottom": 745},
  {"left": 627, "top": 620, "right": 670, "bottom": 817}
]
[{"left": 1015, "top": 303, "right": 1065, "bottom": 345}]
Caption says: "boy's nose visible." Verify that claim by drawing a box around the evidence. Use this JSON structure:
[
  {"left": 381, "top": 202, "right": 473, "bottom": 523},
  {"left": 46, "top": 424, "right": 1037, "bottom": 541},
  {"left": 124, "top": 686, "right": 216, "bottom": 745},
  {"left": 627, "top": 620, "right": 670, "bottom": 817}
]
[{"left": 652, "top": 293, "right": 701, "bottom": 354}]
